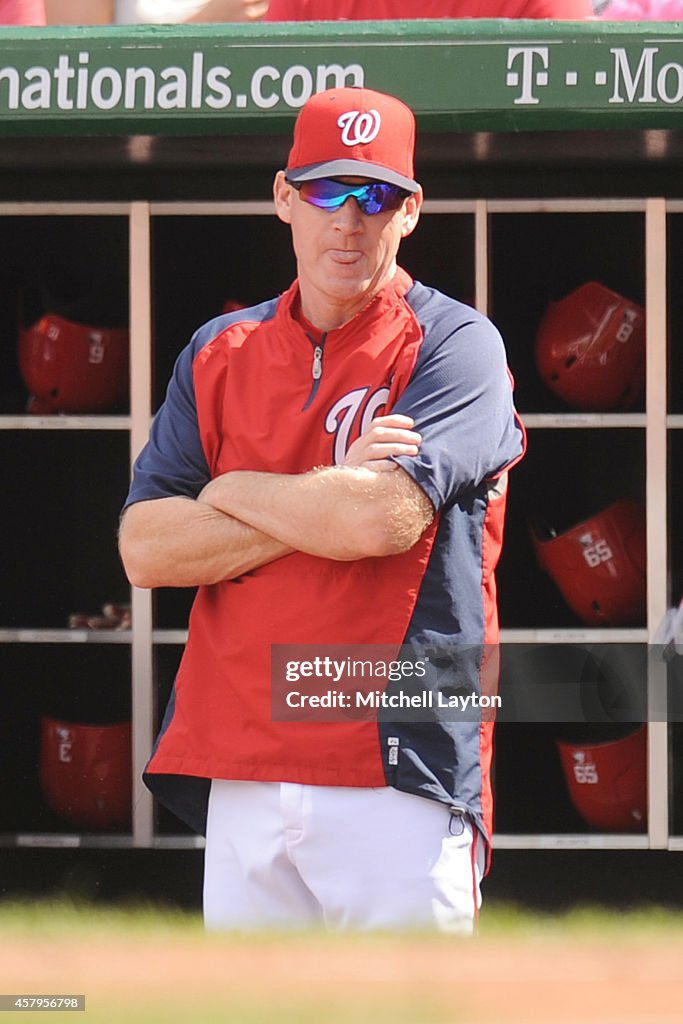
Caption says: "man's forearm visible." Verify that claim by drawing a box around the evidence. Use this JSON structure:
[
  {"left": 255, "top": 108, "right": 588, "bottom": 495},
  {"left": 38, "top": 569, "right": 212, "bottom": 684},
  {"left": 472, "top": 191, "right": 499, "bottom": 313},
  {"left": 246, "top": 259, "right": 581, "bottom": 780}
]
[
  {"left": 119, "top": 496, "right": 292, "bottom": 589},
  {"left": 199, "top": 465, "right": 433, "bottom": 561}
]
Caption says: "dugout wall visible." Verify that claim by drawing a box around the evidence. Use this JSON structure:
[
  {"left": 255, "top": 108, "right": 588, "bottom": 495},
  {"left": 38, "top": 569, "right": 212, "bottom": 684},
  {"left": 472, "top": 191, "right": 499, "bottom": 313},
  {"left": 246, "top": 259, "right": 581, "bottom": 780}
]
[{"left": 0, "top": 21, "right": 681, "bottom": 860}]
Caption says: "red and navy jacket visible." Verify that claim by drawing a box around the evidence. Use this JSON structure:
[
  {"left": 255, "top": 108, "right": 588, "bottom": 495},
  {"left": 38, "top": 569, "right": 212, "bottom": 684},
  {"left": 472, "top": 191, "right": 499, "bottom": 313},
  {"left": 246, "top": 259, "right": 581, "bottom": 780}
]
[{"left": 124, "top": 268, "right": 526, "bottom": 849}]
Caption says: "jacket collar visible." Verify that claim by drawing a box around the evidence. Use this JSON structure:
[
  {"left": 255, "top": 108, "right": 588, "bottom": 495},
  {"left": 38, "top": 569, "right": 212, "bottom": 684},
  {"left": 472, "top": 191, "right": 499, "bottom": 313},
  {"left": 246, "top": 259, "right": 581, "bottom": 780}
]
[{"left": 278, "top": 267, "right": 414, "bottom": 345}]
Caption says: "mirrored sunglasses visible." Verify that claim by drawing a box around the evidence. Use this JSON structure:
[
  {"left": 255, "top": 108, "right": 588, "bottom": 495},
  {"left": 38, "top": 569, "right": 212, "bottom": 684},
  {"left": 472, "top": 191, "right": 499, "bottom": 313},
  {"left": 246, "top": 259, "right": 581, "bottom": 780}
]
[{"left": 287, "top": 177, "right": 411, "bottom": 216}]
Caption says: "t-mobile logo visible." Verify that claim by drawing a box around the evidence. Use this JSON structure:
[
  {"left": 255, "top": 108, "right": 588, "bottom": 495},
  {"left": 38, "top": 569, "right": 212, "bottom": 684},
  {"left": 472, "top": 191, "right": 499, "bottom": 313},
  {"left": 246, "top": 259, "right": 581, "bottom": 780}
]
[{"left": 506, "top": 47, "right": 550, "bottom": 105}]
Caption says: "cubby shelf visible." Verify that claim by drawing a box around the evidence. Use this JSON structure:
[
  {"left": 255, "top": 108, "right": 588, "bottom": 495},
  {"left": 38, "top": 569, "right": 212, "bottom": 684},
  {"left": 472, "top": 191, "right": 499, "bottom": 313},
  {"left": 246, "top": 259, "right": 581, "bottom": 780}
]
[{"left": 1, "top": 197, "right": 679, "bottom": 851}]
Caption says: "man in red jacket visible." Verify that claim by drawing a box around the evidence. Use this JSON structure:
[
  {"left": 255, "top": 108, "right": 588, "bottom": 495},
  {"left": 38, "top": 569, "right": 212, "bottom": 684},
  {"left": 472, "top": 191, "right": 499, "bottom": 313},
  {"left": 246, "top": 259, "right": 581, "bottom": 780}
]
[{"left": 119, "top": 86, "right": 525, "bottom": 933}]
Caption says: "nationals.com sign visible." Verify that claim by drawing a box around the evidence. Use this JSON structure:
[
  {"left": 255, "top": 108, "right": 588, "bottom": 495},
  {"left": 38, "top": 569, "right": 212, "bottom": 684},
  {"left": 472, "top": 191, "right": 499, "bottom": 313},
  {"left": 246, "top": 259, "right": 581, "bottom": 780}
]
[
  {"left": 0, "top": 22, "right": 682, "bottom": 133},
  {"left": 0, "top": 50, "right": 364, "bottom": 114}
]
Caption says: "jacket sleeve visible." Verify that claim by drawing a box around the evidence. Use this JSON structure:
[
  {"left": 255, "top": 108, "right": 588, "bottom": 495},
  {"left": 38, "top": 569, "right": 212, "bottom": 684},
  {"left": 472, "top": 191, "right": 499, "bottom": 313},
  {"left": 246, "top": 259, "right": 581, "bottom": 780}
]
[
  {"left": 390, "top": 307, "right": 525, "bottom": 512},
  {"left": 123, "top": 332, "right": 211, "bottom": 510}
]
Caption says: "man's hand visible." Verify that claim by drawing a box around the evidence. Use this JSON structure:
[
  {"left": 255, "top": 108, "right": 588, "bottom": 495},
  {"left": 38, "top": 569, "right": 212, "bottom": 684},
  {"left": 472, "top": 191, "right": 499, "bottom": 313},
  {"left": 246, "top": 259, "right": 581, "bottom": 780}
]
[{"left": 343, "top": 414, "right": 422, "bottom": 472}]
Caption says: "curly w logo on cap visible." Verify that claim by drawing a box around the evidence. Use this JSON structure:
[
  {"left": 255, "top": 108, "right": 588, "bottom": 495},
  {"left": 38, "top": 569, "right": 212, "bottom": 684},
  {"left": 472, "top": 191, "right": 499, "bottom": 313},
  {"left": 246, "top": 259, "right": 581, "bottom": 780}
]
[
  {"left": 337, "top": 108, "right": 382, "bottom": 147},
  {"left": 285, "top": 86, "right": 419, "bottom": 193}
]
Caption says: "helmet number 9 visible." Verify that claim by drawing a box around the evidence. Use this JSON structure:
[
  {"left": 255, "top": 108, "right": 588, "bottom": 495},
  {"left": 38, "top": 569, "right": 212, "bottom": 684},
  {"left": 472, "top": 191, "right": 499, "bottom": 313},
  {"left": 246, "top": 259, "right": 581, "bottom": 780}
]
[{"left": 88, "top": 333, "right": 105, "bottom": 365}]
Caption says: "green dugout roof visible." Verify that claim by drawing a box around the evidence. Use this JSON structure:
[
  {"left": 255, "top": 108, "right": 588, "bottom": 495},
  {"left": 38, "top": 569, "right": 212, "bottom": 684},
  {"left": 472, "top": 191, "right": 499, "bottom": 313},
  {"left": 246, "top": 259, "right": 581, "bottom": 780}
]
[{"left": 0, "top": 20, "right": 682, "bottom": 136}]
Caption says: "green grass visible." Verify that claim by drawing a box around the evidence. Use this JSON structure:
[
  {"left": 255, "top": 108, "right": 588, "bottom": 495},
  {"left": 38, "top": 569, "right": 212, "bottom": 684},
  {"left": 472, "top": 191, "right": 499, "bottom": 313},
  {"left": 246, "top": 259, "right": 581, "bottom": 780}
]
[
  {"left": 0, "top": 896, "right": 203, "bottom": 939},
  {"left": 476, "top": 900, "right": 683, "bottom": 941},
  {"left": 1, "top": 894, "right": 682, "bottom": 940}
]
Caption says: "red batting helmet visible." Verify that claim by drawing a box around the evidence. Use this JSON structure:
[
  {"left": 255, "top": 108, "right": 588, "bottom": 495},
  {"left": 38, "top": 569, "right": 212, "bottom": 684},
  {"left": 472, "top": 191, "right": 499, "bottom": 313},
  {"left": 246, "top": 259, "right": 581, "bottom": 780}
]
[
  {"left": 221, "top": 298, "right": 247, "bottom": 315},
  {"left": 556, "top": 724, "right": 647, "bottom": 832},
  {"left": 39, "top": 716, "right": 132, "bottom": 831},
  {"left": 534, "top": 281, "right": 645, "bottom": 411},
  {"left": 531, "top": 499, "right": 646, "bottom": 626},
  {"left": 18, "top": 314, "right": 129, "bottom": 414}
]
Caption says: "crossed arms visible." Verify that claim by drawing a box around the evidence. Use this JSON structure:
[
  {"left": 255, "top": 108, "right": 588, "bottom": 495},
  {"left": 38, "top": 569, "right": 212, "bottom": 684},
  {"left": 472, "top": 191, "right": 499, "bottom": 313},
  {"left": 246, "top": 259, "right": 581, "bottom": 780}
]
[{"left": 119, "top": 414, "right": 434, "bottom": 589}]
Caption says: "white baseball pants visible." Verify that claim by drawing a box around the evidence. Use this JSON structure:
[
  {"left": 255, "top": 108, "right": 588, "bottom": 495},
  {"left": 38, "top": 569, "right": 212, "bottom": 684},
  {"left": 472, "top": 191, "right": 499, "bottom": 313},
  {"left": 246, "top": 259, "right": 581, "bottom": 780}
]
[{"left": 203, "top": 780, "right": 484, "bottom": 933}]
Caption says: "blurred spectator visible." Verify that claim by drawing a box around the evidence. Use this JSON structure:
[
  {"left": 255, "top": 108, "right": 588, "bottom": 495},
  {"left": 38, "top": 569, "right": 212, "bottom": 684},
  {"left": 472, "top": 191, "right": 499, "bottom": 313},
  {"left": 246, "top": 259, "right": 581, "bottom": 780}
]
[
  {"left": 44, "top": 0, "right": 110, "bottom": 19},
  {"left": 0, "top": 0, "right": 46, "bottom": 23},
  {"left": 45, "top": 0, "right": 267, "bottom": 22},
  {"left": 118, "top": 0, "right": 268, "bottom": 20},
  {"left": 264, "top": 0, "right": 591, "bottom": 16}
]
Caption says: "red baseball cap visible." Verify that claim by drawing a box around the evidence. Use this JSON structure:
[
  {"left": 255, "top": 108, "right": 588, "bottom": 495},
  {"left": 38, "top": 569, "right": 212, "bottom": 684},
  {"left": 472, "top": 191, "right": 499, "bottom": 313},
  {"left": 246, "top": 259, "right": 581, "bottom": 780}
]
[{"left": 285, "top": 86, "right": 419, "bottom": 193}]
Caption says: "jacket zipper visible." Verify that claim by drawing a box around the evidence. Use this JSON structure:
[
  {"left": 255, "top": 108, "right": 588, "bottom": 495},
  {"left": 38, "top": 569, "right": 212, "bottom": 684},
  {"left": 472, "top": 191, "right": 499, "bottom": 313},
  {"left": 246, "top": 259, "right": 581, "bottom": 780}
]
[{"left": 302, "top": 332, "right": 327, "bottom": 410}]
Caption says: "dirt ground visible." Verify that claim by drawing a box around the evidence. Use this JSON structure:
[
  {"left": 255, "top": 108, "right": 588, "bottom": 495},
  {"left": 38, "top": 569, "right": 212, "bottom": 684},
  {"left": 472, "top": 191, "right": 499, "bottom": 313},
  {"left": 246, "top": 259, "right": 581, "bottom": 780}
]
[{"left": 2, "top": 929, "right": 683, "bottom": 1024}]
